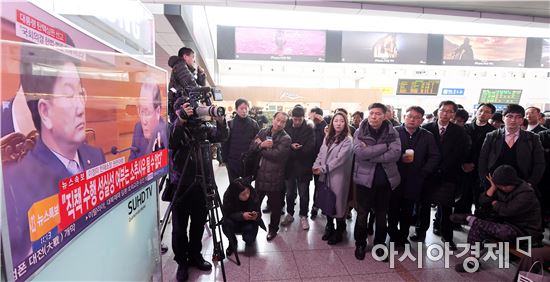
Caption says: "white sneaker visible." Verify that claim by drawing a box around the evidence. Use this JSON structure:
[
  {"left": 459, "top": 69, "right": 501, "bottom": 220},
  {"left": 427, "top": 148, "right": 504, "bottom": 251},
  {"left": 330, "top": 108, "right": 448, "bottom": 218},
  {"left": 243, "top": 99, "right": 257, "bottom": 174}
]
[
  {"left": 300, "top": 216, "right": 310, "bottom": 230},
  {"left": 281, "top": 214, "right": 294, "bottom": 226}
]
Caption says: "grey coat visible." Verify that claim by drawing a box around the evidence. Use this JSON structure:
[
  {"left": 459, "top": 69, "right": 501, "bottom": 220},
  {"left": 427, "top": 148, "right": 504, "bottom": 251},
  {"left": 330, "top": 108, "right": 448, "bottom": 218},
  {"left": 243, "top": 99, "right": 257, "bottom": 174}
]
[
  {"left": 313, "top": 136, "right": 353, "bottom": 218},
  {"left": 353, "top": 120, "right": 401, "bottom": 189},
  {"left": 250, "top": 127, "right": 292, "bottom": 192}
]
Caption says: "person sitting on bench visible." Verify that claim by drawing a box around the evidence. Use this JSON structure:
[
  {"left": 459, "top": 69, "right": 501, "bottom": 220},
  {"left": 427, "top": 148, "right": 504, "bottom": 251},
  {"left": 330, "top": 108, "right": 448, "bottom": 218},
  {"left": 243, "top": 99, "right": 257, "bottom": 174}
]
[{"left": 452, "top": 165, "right": 543, "bottom": 272}]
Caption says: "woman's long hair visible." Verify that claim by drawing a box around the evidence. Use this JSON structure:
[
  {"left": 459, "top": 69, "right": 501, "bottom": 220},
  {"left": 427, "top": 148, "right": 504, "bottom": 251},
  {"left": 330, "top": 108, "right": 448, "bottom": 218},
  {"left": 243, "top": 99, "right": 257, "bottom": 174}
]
[{"left": 325, "top": 112, "right": 350, "bottom": 146}]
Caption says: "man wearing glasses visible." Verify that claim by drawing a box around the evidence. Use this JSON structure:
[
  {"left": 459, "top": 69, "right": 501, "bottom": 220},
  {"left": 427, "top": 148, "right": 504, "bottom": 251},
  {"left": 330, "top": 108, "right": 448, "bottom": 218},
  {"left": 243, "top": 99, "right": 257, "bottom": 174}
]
[
  {"left": 411, "top": 101, "right": 469, "bottom": 251},
  {"left": 129, "top": 78, "right": 167, "bottom": 161},
  {"left": 389, "top": 106, "right": 440, "bottom": 248},
  {"left": 3, "top": 44, "right": 106, "bottom": 264},
  {"left": 478, "top": 104, "right": 545, "bottom": 191}
]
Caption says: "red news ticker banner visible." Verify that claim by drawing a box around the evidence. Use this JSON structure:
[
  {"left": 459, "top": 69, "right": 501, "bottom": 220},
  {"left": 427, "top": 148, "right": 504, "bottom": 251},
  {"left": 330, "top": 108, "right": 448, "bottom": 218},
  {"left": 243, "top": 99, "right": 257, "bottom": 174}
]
[
  {"left": 16, "top": 10, "right": 67, "bottom": 43},
  {"left": 57, "top": 149, "right": 168, "bottom": 230}
]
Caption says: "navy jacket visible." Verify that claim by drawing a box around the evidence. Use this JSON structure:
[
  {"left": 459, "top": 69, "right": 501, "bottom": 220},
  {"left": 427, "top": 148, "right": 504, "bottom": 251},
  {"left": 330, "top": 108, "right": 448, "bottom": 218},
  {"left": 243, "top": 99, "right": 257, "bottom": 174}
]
[
  {"left": 421, "top": 121, "right": 470, "bottom": 205},
  {"left": 3, "top": 137, "right": 105, "bottom": 263},
  {"left": 395, "top": 126, "right": 440, "bottom": 201}
]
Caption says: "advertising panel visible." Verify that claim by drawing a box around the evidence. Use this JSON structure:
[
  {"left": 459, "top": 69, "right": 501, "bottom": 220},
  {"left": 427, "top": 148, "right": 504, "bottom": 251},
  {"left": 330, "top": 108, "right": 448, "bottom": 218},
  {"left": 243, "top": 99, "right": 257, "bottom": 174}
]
[
  {"left": 442, "top": 35, "right": 526, "bottom": 67},
  {"left": 235, "top": 27, "right": 326, "bottom": 62},
  {"left": 1, "top": 2, "right": 167, "bottom": 280},
  {"left": 342, "top": 32, "right": 428, "bottom": 64}
]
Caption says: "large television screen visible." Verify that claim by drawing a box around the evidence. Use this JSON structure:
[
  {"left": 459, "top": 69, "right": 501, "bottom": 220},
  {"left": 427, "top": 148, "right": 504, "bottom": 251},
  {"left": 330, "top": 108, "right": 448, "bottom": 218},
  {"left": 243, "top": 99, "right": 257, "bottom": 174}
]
[
  {"left": 479, "top": 89, "right": 522, "bottom": 104},
  {"left": 542, "top": 38, "right": 550, "bottom": 68},
  {"left": 1, "top": 2, "right": 166, "bottom": 280},
  {"left": 341, "top": 32, "right": 428, "bottom": 64},
  {"left": 443, "top": 35, "right": 526, "bottom": 67},
  {"left": 235, "top": 27, "right": 326, "bottom": 62}
]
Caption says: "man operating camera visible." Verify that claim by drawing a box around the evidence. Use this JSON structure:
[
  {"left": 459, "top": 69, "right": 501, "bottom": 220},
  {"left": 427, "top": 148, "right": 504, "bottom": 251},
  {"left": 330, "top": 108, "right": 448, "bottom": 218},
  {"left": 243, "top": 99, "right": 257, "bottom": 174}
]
[{"left": 166, "top": 47, "right": 228, "bottom": 281}]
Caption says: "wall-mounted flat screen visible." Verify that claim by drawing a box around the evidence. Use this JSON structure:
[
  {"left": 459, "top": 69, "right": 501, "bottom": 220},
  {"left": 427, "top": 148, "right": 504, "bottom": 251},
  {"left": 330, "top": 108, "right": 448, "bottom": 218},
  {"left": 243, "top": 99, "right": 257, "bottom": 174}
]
[
  {"left": 235, "top": 27, "right": 326, "bottom": 62},
  {"left": 542, "top": 38, "right": 550, "bottom": 68},
  {"left": 342, "top": 32, "right": 427, "bottom": 64},
  {"left": 443, "top": 35, "right": 526, "bottom": 67},
  {"left": 479, "top": 89, "right": 522, "bottom": 104},
  {"left": 396, "top": 79, "right": 440, "bottom": 95}
]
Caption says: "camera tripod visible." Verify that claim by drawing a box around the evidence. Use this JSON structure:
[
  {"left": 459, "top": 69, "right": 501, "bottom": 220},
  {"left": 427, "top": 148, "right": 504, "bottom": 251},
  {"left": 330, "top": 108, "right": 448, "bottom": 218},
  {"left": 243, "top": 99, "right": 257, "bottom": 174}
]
[{"left": 159, "top": 127, "right": 227, "bottom": 281}]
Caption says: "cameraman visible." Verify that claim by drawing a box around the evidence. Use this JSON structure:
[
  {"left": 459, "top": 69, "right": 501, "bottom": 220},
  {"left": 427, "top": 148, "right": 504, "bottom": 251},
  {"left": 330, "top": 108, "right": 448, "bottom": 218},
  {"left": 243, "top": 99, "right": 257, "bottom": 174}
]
[
  {"left": 168, "top": 47, "right": 206, "bottom": 123},
  {"left": 166, "top": 47, "right": 229, "bottom": 282}
]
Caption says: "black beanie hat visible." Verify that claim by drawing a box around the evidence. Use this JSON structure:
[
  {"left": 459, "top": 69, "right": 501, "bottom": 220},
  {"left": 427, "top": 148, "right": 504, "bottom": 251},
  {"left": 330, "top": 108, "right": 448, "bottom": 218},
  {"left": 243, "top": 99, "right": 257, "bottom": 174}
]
[
  {"left": 291, "top": 105, "right": 305, "bottom": 117},
  {"left": 492, "top": 165, "right": 521, "bottom": 186}
]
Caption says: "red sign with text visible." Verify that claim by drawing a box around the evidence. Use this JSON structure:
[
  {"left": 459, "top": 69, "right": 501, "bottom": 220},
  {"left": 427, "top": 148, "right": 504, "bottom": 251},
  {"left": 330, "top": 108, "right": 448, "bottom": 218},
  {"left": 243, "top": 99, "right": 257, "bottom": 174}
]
[{"left": 58, "top": 149, "right": 167, "bottom": 230}]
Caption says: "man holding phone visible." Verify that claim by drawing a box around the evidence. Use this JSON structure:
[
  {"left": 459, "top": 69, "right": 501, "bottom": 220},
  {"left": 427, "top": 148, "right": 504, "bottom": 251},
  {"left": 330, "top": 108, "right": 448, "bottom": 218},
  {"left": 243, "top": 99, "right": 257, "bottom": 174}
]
[{"left": 281, "top": 105, "right": 316, "bottom": 230}]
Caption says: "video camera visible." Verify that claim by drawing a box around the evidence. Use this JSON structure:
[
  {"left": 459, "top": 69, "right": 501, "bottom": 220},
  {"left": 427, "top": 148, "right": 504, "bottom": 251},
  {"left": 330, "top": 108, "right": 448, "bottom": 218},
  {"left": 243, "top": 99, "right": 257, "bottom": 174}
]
[{"left": 173, "top": 86, "right": 225, "bottom": 122}]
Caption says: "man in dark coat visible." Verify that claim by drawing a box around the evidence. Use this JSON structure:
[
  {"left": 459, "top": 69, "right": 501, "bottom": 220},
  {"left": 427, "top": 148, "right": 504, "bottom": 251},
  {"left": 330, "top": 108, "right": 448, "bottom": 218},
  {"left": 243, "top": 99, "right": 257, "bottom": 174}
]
[
  {"left": 309, "top": 107, "right": 327, "bottom": 218},
  {"left": 249, "top": 111, "right": 292, "bottom": 241},
  {"left": 410, "top": 101, "right": 470, "bottom": 251},
  {"left": 222, "top": 98, "right": 259, "bottom": 182},
  {"left": 478, "top": 104, "right": 545, "bottom": 189},
  {"left": 389, "top": 106, "right": 440, "bottom": 247},
  {"left": 539, "top": 129, "right": 550, "bottom": 226},
  {"left": 281, "top": 105, "right": 315, "bottom": 230},
  {"left": 455, "top": 103, "right": 496, "bottom": 215},
  {"left": 166, "top": 47, "right": 229, "bottom": 281},
  {"left": 525, "top": 106, "right": 547, "bottom": 133}
]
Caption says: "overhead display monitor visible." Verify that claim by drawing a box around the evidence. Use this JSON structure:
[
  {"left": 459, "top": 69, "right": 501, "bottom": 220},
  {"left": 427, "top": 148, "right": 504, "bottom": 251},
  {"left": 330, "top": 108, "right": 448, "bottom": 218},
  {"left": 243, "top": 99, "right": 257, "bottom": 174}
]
[
  {"left": 341, "top": 32, "right": 428, "bottom": 64},
  {"left": 479, "top": 89, "right": 522, "bottom": 104},
  {"left": 235, "top": 27, "right": 326, "bottom": 62},
  {"left": 542, "top": 38, "right": 550, "bottom": 68},
  {"left": 442, "top": 35, "right": 526, "bottom": 67},
  {"left": 396, "top": 79, "right": 440, "bottom": 95}
]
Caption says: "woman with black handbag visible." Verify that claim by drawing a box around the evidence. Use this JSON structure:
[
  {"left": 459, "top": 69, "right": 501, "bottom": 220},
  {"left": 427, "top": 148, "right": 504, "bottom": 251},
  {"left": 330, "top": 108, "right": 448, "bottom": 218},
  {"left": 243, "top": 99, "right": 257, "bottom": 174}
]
[{"left": 312, "top": 112, "right": 353, "bottom": 245}]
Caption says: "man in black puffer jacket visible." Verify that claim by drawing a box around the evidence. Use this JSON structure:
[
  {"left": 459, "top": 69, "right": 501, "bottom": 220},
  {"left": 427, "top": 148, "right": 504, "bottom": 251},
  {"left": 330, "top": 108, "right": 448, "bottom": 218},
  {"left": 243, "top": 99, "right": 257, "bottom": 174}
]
[
  {"left": 167, "top": 47, "right": 206, "bottom": 123},
  {"left": 222, "top": 98, "right": 259, "bottom": 182}
]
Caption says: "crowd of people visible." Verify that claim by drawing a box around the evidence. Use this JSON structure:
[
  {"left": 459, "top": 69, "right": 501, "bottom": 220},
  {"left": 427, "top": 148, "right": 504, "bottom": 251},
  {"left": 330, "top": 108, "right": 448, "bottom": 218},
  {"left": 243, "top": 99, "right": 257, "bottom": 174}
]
[
  {"left": 218, "top": 98, "right": 549, "bottom": 277},
  {"left": 166, "top": 47, "right": 549, "bottom": 282}
]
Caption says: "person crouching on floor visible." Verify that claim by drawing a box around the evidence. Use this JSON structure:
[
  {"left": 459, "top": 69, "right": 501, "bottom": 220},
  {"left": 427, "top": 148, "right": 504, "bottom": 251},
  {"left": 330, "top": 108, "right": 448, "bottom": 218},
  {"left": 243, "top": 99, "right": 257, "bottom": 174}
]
[
  {"left": 222, "top": 179, "right": 266, "bottom": 256},
  {"left": 451, "top": 165, "right": 542, "bottom": 272}
]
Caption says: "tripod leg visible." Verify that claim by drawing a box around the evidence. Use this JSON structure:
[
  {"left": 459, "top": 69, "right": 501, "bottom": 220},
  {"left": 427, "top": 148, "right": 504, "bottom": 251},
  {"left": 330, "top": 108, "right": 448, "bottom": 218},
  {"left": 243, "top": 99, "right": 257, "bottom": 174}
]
[{"left": 234, "top": 250, "right": 241, "bottom": 266}]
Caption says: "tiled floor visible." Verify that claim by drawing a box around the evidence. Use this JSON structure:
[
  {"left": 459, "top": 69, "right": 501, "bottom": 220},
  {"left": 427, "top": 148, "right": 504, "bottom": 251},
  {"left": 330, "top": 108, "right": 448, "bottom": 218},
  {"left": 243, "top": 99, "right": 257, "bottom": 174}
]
[{"left": 159, "top": 162, "right": 524, "bottom": 281}]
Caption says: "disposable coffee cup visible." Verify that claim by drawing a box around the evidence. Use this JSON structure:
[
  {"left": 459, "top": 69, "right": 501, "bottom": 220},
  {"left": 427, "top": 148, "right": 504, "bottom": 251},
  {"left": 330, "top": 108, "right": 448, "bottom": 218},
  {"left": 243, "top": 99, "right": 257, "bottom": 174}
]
[{"left": 405, "top": 149, "right": 414, "bottom": 161}]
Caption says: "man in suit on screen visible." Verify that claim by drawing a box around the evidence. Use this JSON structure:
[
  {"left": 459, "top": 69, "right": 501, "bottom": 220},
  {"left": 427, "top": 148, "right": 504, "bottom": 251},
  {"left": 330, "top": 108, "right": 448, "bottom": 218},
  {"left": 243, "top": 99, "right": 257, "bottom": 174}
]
[{"left": 3, "top": 44, "right": 105, "bottom": 264}]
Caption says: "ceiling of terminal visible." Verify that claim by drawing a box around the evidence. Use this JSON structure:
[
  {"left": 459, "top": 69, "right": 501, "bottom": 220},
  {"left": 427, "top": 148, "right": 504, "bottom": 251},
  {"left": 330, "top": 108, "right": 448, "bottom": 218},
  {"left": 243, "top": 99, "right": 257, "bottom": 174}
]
[
  {"left": 354, "top": 1, "right": 550, "bottom": 18},
  {"left": 146, "top": 1, "right": 550, "bottom": 88}
]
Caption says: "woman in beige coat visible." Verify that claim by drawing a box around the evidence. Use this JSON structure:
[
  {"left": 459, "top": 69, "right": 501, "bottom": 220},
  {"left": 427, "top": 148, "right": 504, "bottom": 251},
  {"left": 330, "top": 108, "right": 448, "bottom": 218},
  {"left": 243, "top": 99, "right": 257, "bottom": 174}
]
[{"left": 313, "top": 112, "right": 353, "bottom": 245}]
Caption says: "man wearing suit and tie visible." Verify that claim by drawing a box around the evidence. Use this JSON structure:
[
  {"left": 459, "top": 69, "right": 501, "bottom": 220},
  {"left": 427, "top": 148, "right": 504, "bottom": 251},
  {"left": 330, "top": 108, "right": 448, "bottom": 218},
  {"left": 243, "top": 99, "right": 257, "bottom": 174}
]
[
  {"left": 129, "top": 78, "right": 167, "bottom": 161},
  {"left": 3, "top": 44, "right": 105, "bottom": 264},
  {"left": 410, "top": 100, "right": 470, "bottom": 251}
]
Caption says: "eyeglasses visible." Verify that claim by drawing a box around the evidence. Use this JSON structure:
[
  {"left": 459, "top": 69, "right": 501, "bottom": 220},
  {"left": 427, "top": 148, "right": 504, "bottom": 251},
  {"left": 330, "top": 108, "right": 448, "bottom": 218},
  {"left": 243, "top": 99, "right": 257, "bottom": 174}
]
[
  {"left": 405, "top": 114, "right": 422, "bottom": 120},
  {"left": 139, "top": 106, "right": 159, "bottom": 118},
  {"left": 438, "top": 109, "right": 455, "bottom": 114}
]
